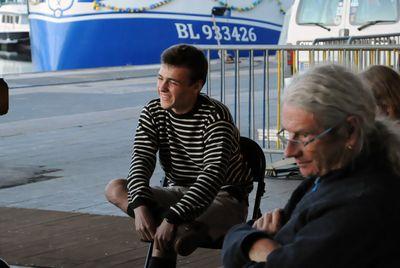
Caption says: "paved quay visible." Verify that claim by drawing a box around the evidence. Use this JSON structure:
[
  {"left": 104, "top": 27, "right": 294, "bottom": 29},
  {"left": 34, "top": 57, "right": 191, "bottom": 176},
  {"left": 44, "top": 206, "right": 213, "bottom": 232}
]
[{"left": 0, "top": 66, "right": 301, "bottom": 267}]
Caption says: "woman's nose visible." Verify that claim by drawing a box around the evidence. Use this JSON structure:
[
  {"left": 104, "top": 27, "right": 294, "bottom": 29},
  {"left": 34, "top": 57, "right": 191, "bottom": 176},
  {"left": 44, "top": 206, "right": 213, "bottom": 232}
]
[{"left": 284, "top": 141, "right": 302, "bottom": 158}]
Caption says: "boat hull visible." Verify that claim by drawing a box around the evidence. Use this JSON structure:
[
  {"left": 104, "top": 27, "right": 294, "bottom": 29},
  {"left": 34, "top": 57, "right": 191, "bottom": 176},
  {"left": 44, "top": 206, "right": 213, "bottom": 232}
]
[
  {"left": 0, "top": 32, "right": 30, "bottom": 54},
  {"left": 28, "top": 0, "right": 290, "bottom": 71}
]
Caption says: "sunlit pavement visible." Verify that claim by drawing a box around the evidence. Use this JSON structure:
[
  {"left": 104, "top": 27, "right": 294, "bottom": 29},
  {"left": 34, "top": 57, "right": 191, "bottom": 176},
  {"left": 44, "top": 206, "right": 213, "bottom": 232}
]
[{"left": 0, "top": 66, "right": 301, "bottom": 267}]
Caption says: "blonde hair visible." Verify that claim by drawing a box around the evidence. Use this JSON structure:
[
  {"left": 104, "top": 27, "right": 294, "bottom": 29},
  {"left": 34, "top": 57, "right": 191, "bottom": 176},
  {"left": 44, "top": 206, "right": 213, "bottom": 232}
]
[{"left": 360, "top": 65, "right": 400, "bottom": 120}]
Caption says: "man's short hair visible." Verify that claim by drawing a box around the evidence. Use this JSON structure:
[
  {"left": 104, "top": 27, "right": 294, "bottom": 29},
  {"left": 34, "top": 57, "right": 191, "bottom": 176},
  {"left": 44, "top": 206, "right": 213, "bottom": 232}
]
[{"left": 161, "top": 44, "right": 208, "bottom": 86}]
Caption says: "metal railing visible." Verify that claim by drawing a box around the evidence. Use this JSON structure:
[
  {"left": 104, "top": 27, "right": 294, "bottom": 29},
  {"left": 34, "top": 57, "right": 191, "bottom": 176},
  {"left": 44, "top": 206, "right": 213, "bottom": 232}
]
[
  {"left": 313, "top": 33, "right": 400, "bottom": 45},
  {"left": 198, "top": 44, "right": 400, "bottom": 155}
]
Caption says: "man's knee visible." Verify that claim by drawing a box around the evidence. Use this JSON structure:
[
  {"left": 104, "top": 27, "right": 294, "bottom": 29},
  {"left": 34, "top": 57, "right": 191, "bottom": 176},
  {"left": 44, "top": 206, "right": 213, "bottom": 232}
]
[{"left": 104, "top": 178, "right": 127, "bottom": 205}]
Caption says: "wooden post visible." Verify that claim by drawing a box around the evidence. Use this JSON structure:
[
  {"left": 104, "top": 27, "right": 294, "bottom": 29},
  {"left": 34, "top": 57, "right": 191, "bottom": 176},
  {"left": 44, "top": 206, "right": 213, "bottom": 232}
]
[{"left": 0, "top": 78, "right": 9, "bottom": 115}]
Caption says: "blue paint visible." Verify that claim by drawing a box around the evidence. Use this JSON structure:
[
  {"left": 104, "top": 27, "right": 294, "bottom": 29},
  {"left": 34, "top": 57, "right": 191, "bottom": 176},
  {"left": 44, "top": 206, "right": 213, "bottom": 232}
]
[{"left": 30, "top": 16, "right": 280, "bottom": 71}]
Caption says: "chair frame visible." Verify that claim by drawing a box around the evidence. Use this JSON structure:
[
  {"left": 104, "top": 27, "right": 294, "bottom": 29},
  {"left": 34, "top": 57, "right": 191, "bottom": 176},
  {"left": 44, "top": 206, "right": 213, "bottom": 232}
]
[
  {"left": 0, "top": 258, "right": 10, "bottom": 268},
  {"left": 143, "top": 136, "right": 266, "bottom": 267}
]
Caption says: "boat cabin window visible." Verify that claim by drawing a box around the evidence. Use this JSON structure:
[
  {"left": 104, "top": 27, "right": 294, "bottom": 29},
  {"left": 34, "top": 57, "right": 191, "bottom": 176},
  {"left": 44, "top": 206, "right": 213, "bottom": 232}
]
[
  {"left": 296, "top": 0, "right": 344, "bottom": 26},
  {"left": 3, "top": 0, "right": 27, "bottom": 3},
  {"left": 5, "top": 15, "right": 13, "bottom": 24},
  {"left": 349, "top": 0, "right": 399, "bottom": 24},
  {"left": 0, "top": 14, "right": 22, "bottom": 24}
]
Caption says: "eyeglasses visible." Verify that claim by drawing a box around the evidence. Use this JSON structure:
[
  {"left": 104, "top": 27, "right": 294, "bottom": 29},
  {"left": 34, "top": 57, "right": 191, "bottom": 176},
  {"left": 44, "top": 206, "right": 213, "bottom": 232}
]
[{"left": 277, "top": 126, "right": 334, "bottom": 148}]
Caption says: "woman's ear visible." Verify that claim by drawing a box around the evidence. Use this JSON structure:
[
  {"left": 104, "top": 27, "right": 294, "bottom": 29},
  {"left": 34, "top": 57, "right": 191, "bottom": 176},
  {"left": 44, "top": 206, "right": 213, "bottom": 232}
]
[{"left": 345, "top": 115, "right": 360, "bottom": 149}]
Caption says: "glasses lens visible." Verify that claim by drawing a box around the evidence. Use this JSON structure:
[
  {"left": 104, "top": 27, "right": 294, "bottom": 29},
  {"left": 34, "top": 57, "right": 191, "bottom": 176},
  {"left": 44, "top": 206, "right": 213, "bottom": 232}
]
[
  {"left": 277, "top": 131, "right": 288, "bottom": 146},
  {"left": 277, "top": 130, "right": 304, "bottom": 148}
]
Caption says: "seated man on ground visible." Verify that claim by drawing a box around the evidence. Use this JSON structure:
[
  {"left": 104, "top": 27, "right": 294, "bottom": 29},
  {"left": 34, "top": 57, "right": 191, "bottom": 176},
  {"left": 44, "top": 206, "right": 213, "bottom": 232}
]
[
  {"left": 222, "top": 64, "right": 400, "bottom": 268},
  {"left": 105, "top": 44, "right": 251, "bottom": 268}
]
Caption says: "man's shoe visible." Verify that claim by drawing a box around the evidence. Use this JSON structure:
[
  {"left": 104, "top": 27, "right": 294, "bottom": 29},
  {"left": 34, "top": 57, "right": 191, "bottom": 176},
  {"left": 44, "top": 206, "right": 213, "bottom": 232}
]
[{"left": 174, "top": 222, "right": 211, "bottom": 256}]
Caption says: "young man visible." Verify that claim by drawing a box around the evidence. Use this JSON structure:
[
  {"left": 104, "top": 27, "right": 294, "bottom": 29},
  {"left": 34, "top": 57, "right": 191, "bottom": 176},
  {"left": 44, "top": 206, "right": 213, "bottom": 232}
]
[{"left": 105, "top": 44, "right": 251, "bottom": 267}]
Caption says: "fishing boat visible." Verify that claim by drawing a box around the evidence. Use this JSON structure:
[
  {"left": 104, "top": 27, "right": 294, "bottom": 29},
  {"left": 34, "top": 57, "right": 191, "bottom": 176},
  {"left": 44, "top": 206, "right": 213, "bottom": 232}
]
[
  {"left": 28, "top": 0, "right": 292, "bottom": 71},
  {"left": 0, "top": 0, "right": 30, "bottom": 53}
]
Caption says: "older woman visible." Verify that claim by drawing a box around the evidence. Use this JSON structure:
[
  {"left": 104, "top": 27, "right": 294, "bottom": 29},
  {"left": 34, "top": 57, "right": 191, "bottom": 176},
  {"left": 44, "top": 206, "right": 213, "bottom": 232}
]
[
  {"left": 222, "top": 64, "right": 400, "bottom": 268},
  {"left": 360, "top": 65, "right": 400, "bottom": 120}
]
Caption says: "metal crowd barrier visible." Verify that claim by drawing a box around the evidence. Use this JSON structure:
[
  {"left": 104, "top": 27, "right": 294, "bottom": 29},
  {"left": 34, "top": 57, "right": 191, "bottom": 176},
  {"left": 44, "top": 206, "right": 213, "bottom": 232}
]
[
  {"left": 313, "top": 32, "right": 400, "bottom": 46},
  {"left": 197, "top": 44, "right": 400, "bottom": 156}
]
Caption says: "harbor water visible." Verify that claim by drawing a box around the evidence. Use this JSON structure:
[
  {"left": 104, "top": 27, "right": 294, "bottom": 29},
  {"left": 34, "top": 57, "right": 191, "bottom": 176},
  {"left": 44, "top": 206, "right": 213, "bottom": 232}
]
[{"left": 0, "top": 54, "right": 33, "bottom": 76}]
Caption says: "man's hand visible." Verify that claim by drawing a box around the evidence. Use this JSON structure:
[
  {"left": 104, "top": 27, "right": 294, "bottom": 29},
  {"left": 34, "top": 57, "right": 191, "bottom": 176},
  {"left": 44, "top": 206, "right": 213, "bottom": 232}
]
[
  {"left": 154, "top": 219, "right": 176, "bottom": 252},
  {"left": 248, "top": 238, "right": 281, "bottom": 262},
  {"left": 252, "top": 208, "right": 282, "bottom": 236},
  {"left": 133, "top": 206, "right": 156, "bottom": 241}
]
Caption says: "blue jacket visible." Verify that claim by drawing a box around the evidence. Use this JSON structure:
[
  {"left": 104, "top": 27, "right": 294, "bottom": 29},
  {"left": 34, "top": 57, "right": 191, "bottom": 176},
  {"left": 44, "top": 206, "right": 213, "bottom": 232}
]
[{"left": 222, "top": 155, "right": 400, "bottom": 268}]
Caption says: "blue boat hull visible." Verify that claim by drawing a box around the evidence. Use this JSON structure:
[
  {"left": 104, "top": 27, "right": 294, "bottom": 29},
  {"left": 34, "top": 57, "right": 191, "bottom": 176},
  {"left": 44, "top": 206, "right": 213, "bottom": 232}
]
[{"left": 30, "top": 15, "right": 281, "bottom": 71}]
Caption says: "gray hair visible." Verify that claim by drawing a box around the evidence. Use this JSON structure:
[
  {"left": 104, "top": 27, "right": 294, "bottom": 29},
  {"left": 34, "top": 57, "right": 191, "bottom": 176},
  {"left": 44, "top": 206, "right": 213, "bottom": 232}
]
[{"left": 283, "top": 64, "right": 400, "bottom": 175}]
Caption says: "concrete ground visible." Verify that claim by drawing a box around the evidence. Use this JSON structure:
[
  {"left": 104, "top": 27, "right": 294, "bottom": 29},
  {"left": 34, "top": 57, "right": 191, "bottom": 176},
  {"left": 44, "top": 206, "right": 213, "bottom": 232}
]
[
  {"left": 0, "top": 66, "right": 301, "bottom": 267},
  {"left": 0, "top": 65, "right": 300, "bottom": 216}
]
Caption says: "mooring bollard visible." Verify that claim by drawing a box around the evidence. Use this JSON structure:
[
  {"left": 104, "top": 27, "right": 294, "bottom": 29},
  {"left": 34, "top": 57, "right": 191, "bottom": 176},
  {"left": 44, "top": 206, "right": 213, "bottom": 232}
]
[{"left": 0, "top": 78, "right": 9, "bottom": 115}]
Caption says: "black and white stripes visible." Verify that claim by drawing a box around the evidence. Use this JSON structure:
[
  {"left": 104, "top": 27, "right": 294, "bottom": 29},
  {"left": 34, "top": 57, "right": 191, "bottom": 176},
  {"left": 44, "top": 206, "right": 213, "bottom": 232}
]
[{"left": 127, "top": 94, "right": 251, "bottom": 223}]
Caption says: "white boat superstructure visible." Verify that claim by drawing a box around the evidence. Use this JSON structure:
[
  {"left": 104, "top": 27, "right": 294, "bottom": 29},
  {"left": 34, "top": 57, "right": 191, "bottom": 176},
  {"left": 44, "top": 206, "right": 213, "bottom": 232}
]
[{"left": 0, "top": 0, "right": 29, "bottom": 52}]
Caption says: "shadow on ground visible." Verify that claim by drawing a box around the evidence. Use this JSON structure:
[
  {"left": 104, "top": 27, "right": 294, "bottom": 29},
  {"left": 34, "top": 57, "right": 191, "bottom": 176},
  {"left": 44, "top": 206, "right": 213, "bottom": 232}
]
[{"left": 0, "top": 165, "right": 62, "bottom": 189}]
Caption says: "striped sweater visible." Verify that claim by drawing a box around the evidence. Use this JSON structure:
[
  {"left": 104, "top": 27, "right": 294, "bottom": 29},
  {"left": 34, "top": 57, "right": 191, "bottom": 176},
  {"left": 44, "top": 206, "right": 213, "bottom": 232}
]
[{"left": 127, "top": 94, "right": 252, "bottom": 224}]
